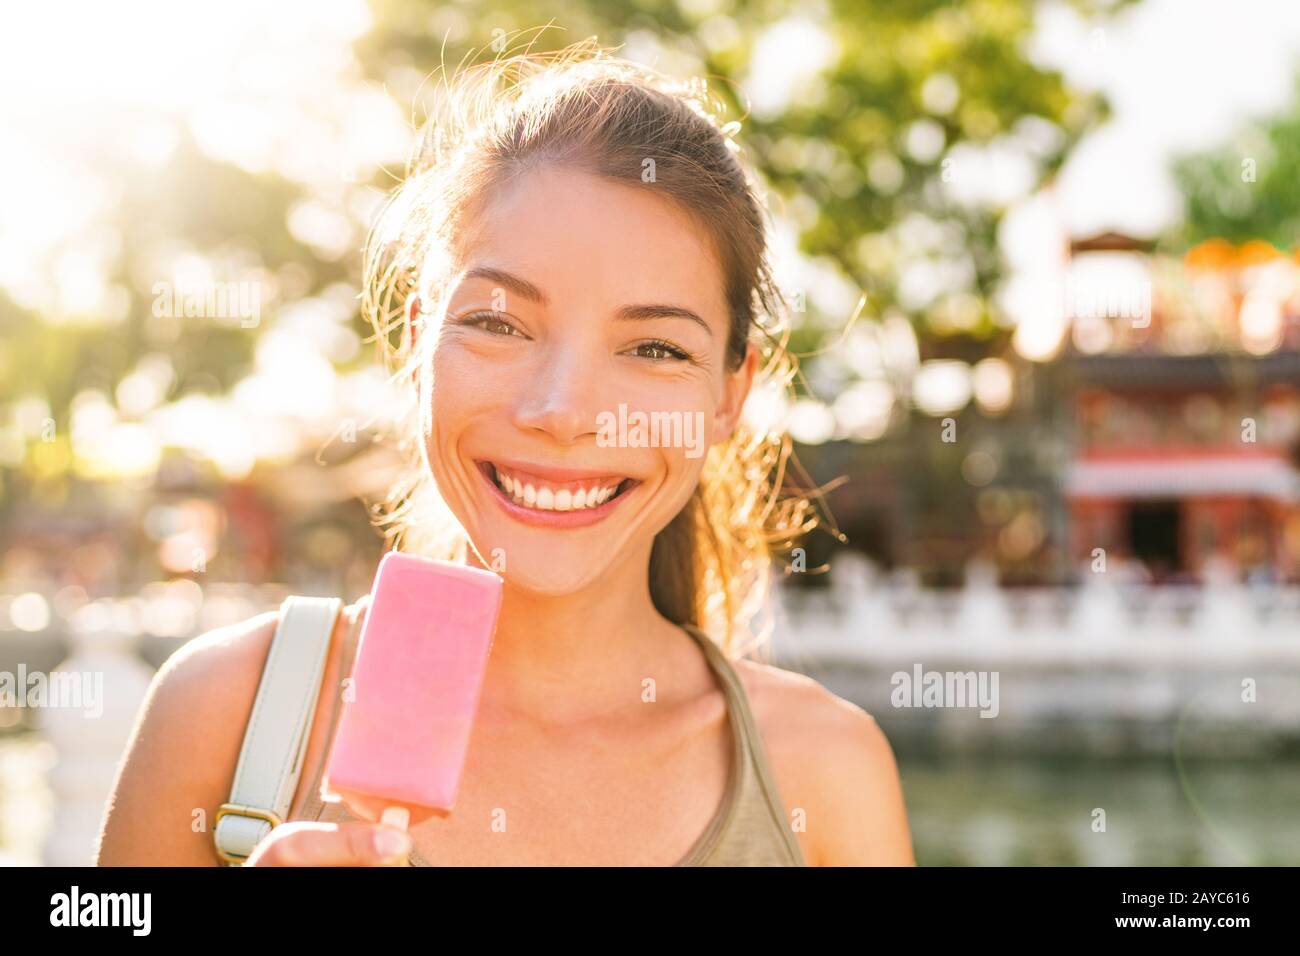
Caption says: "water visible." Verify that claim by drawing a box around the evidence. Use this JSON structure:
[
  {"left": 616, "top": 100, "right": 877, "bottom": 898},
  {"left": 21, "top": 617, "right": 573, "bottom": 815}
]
[{"left": 901, "top": 753, "right": 1300, "bottom": 866}]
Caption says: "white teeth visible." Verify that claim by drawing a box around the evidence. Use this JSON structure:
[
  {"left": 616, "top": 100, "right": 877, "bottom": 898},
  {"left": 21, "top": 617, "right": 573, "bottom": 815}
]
[{"left": 490, "top": 465, "right": 625, "bottom": 512}]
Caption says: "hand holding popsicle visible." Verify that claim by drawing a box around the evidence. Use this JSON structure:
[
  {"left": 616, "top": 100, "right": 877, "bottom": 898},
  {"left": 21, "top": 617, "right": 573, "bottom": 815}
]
[
  {"left": 243, "top": 821, "right": 413, "bottom": 867},
  {"left": 320, "top": 552, "right": 504, "bottom": 852}
]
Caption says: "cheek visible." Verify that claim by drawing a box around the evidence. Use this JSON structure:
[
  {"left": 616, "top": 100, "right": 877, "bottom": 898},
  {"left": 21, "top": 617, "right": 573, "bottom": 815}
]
[
  {"left": 426, "top": 344, "right": 499, "bottom": 429},
  {"left": 642, "top": 377, "right": 721, "bottom": 457},
  {"left": 671, "top": 449, "right": 708, "bottom": 489},
  {"left": 420, "top": 347, "right": 486, "bottom": 496}
]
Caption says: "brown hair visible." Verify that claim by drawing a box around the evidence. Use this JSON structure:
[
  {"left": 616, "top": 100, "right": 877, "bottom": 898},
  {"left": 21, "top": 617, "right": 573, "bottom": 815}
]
[{"left": 360, "top": 34, "right": 819, "bottom": 658}]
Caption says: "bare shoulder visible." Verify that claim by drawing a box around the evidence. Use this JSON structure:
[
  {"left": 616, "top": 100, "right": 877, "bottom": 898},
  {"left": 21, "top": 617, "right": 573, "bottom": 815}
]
[
  {"left": 731, "top": 656, "right": 916, "bottom": 866},
  {"left": 96, "top": 601, "right": 361, "bottom": 865},
  {"left": 95, "top": 610, "right": 280, "bottom": 865}
]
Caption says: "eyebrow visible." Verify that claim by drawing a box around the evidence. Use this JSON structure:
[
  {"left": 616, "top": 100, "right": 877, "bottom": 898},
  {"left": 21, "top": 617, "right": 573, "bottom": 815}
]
[
  {"left": 615, "top": 303, "right": 713, "bottom": 336},
  {"left": 461, "top": 265, "right": 714, "bottom": 337},
  {"left": 462, "top": 266, "right": 549, "bottom": 306}
]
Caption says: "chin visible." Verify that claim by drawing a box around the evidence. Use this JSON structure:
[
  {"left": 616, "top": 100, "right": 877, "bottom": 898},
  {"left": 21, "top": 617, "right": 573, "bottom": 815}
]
[{"left": 474, "top": 543, "right": 626, "bottom": 596}]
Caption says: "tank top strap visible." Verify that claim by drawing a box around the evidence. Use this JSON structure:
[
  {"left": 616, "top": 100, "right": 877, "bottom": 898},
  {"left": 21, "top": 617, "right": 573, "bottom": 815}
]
[{"left": 677, "top": 623, "right": 806, "bottom": 866}]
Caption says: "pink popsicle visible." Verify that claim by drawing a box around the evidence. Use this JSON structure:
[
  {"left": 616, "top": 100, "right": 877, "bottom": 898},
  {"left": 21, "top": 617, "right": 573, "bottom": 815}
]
[{"left": 321, "top": 551, "right": 503, "bottom": 832}]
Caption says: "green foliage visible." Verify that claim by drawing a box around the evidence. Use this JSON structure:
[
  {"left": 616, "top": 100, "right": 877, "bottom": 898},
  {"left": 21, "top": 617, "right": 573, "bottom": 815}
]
[{"left": 1169, "top": 72, "right": 1300, "bottom": 250}]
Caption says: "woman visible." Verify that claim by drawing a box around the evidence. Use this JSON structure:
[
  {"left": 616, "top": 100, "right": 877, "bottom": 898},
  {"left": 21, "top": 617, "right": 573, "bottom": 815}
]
[{"left": 97, "top": 39, "right": 914, "bottom": 866}]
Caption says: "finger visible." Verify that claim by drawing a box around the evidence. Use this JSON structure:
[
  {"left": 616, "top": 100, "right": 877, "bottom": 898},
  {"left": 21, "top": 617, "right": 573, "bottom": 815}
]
[
  {"left": 251, "top": 822, "right": 411, "bottom": 867},
  {"left": 338, "top": 794, "right": 446, "bottom": 830}
]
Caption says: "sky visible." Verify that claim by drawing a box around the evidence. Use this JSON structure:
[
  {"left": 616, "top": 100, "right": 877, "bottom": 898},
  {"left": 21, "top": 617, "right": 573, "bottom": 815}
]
[{"left": 1031, "top": 0, "right": 1300, "bottom": 239}]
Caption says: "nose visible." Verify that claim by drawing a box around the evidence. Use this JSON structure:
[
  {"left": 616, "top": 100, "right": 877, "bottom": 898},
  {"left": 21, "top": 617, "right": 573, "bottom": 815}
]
[{"left": 511, "top": 344, "right": 600, "bottom": 445}]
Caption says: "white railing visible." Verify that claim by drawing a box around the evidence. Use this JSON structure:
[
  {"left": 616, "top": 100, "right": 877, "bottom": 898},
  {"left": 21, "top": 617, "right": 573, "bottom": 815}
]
[{"left": 772, "top": 551, "right": 1300, "bottom": 664}]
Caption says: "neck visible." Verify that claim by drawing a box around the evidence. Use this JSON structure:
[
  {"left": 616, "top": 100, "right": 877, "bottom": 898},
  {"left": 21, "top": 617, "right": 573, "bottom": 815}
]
[{"left": 472, "top": 541, "right": 682, "bottom": 724}]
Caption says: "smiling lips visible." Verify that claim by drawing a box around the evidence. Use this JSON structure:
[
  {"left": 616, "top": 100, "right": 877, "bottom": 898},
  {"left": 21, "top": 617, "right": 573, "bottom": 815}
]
[{"left": 478, "top": 461, "right": 635, "bottom": 520}]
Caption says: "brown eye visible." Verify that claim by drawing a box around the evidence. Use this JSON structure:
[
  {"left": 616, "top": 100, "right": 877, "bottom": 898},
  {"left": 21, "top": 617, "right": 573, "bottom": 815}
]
[
  {"left": 461, "top": 310, "right": 523, "bottom": 337},
  {"left": 633, "top": 339, "right": 691, "bottom": 361}
]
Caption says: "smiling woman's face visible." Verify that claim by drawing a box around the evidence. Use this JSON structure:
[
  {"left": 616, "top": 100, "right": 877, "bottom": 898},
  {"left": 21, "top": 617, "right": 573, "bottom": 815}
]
[{"left": 417, "top": 163, "right": 753, "bottom": 595}]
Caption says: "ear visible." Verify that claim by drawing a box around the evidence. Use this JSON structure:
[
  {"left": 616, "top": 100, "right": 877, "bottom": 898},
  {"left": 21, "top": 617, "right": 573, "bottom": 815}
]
[
  {"left": 404, "top": 293, "right": 422, "bottom": 354},
  {"left": 403, "top": 292, "right": 426, "bottom": 390},
  {"left": 712, "top": 342, "right": 759, "bottom": 444}
]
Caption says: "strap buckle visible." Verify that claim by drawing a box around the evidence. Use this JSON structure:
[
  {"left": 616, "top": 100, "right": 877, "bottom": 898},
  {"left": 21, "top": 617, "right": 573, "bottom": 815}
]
[{"left": 215, "top": 803, "right": 284, "bottom": 864}]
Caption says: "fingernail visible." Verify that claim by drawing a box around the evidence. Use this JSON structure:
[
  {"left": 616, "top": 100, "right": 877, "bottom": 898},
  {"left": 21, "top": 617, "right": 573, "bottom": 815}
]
[{"left": 375, "top": 828, "right": 411, "bottom": 861}]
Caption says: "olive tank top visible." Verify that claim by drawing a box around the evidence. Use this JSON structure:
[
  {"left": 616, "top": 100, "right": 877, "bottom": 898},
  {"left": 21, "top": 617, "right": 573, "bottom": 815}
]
[{"left": 294, "top": 609, "right": 807, "bottom": 866}]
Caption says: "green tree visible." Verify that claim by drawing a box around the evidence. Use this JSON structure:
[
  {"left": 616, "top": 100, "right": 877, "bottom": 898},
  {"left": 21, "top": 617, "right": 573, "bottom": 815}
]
[{"left": 1168, "top": 72, "right": 1300, "bottom": 250}]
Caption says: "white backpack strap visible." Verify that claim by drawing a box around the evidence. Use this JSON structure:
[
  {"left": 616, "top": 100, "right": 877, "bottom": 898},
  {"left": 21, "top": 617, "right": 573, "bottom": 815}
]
[{"left": 214, "top": 596, "right": 342, "bottom": 865}]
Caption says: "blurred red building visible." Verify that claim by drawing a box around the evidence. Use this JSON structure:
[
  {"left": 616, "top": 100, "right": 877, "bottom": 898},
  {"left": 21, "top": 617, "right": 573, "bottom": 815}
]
[{"left": 1061, "top": 235, "right": 1300, "bottom": 583}]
